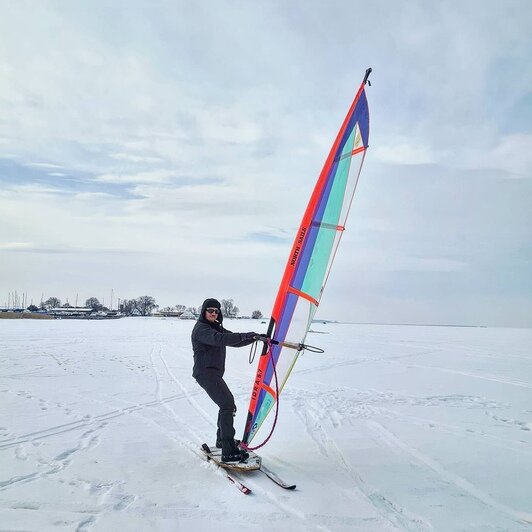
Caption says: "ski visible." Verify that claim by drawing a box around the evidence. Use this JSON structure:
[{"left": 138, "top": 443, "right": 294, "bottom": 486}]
[
  {"left": 200, "top": 444, "right": 252, "bottom": 495},
  {"left": 222, "top": 469, "right": 252, "bottom": 495},
  {"left": 260, "top": 464, "right": 296, "bottom": 490},
  {"left": 200, "top": 443, "right": 295, "bottom": 492}
]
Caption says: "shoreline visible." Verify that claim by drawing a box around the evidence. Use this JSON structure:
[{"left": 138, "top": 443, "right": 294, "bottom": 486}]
[{"left": 0, "top": 312, "right": 54, "bottom": 320}]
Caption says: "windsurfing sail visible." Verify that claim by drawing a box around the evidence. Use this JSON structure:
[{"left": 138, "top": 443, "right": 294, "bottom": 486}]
[{"left": 242, "top": 68, "right": 372, "bottom": 447}]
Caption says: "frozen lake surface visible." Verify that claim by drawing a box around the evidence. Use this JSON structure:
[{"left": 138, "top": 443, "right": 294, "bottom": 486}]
[{"left": 1, "top": 318, "right": 531, "bottom": 531}]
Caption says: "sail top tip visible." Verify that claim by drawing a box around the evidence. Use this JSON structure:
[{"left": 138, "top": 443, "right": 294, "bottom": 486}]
[{"left": 363, "top": 67, "right": 372, "bottom": 86}]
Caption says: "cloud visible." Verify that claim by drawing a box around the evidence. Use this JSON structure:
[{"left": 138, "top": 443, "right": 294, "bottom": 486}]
[
  {"left": 373, "top": 141, "right": 436, "bottom": 165},
  {"left": 346, "top": 249, "right": 468, "bottom": 273},
  {"left": 94, "top": 169, "right": 179, "bottom": 185},
  {"left": 483, "top": 134, "right": 532, "bottom": 178},
  {"left": 109, "top": 153, "right": 164, "bottom": 164},
  {"left": 247, "top": 229, "right": 292, "bottom": 244},
  {"left": 0, "top": 1, "right": 531, "bottom": 326},
  {"left": 26, "top": 162, "right": 64, "bottom": 169},
  {"left": 3, "top": 183, "right": 72, "bottom": 196},
  {"left": 0, "top": 241, "right": 146, "bottom": 255},
  {"left": 195, "top": 106, "right": 263, "bottom": 145},
  {"left": 0, "top": 242, "right": 35, "bottom": 251}
]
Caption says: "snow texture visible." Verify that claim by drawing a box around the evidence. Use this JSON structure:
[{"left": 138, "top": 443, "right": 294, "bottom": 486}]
[{"left": 1, "top": 318, "right": 531, "bottom": 531}]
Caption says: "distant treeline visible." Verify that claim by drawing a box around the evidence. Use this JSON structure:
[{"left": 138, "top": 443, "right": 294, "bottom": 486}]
[
  {"left": 30, "top": 296, "right": 263, "bottom": 319},
  {"left": 160, "top": 299, "right": 264, "bottom": 319}
]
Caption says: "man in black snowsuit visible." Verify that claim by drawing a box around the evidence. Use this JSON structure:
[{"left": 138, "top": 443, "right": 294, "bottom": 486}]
[{"left": 192, "top": 298, "right": 258, "bottom": 462}]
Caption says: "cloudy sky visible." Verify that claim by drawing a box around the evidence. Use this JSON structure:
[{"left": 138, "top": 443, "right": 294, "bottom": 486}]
[{"left": 1, "top": 1, "right": 531, "bottom": 326}]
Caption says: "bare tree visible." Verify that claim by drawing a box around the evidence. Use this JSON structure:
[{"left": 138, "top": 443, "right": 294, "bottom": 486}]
[
  {"left": 175, "top": 304, "right": 186, "bottom": 312},
  {"left": 251, "top": 310, "right": 263, "bottom": 319},
  {"left": 136, "top": 296, "right": 158, "bottom": 316},
  {"left": 120, "top": 299, "right": 137, "bottom": 316},
  {"left": 44, "top": 297, "right": 61, "bottom": 309},
  {"left": 220, "top": 299, "right": 239, "bottom": 318},
  {"left": 85, "top": 297, "right": 103, "bottom": 310}
]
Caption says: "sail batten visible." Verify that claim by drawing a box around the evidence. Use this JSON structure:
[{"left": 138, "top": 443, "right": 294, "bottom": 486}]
[{"left": 242, "top": 71, "right": 371, "bottom": 446}]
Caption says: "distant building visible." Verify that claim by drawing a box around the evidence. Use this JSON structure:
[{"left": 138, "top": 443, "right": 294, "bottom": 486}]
[
  {"left": 48, "top": 307, "right": 93, "bottom": 318},
  {"left": 179, "top": 309, "right": 196, "bottom": 320},
  {"left": 47, "top": 307, "right": 124, "bottom": 320}
]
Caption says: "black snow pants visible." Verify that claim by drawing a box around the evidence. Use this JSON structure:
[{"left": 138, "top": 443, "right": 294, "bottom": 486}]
[{"left": 195, "top": 370, "right": 237, "bottom": 454}]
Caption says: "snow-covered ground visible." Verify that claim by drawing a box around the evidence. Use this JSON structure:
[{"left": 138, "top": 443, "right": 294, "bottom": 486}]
[{"left": 1, "top": 318, "right": 531, "bottom": 531}]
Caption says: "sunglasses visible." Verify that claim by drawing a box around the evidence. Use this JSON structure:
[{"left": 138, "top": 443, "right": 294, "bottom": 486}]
[{"left": 206, "top": 308, "right": 220, "bottom": 314}]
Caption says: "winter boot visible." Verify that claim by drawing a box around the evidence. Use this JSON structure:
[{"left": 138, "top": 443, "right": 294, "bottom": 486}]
[{"left": 221, "top": 448, "right": 249, "bottom": 463}]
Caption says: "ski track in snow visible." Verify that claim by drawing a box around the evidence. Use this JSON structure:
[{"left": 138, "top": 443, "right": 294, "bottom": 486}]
[
  {"left": 367, "top": 420, "right": 532, "bottom": 525},
  {"left": 285, "top": 382, "right": 532, "bottom": 454},
  {"left": 148, "top": 342, "right": 332, "bottom": 532},
  {"left": 2, "top": 338, "right": 323, "bottom": 531},
  {"left": 292, "top": 393, "right": 431, "bottom": 531},
  {"left": 0, "top": 389, "right": 203, "bottom": 450},
  {"left": 406, "top": 363, "right": 532, "bottom": 389},
  {"left": 286, "top": 370, "right": 532, "bottom": 529},
  {"left": 154, "top": 342, "right": 215, "bottom": 429},
  {"left": 1, "top": 340, "right": 212, "bottom": 530},
  {"left": 0, "top": 424, "right": 104, "bottom": 492},
  {"left": 1, "top": 320, "right": 531, "bottom": 531}
]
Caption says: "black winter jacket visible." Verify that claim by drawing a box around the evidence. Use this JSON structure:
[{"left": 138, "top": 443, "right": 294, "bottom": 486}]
[{"left": 191, "top": 300, "right": 254, "bottom": 378}]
